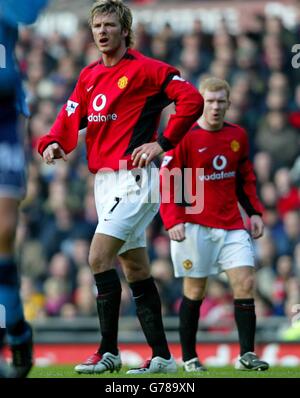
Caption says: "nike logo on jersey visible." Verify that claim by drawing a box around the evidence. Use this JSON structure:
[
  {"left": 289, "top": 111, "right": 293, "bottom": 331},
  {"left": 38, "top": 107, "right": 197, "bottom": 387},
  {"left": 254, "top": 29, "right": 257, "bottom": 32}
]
[
  {"left": 198, "top": 147, "right": 207, "bottom": 153},
  {"left": 87, "top": 85, "right": 94, "bottom": 92},
  {"left": 172, "top": 75, "right": 186, "bottom": 82}
]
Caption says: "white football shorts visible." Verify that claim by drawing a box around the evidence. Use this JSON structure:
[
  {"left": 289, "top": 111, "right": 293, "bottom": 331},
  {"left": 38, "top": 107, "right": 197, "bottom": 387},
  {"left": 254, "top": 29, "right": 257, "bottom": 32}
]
[
  {"left": 94, "top": 163, "right": 160, "bottom": 255},
  {"left": 171, "top": 223, "right": 255, "bottom": 278}
]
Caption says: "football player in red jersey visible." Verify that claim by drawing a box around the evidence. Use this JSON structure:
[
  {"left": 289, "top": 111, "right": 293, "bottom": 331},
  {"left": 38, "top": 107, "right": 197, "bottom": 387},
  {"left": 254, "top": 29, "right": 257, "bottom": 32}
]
[
  {"left": 160, "top": 77, "right": 269, "bottom": 372},
  {"left": 38, "top": 0, "right": 203, "bottom": 374}
]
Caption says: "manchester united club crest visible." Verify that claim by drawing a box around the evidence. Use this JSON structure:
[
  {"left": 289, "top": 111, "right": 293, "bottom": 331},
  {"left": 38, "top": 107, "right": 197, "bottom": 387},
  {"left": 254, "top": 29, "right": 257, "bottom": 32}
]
[
  {"left": 231, "top": 140, "right": 240, "bottom": 152},
  {"left": 118, "top": 76, "right": 128, "bottom": 89},
  {"left": 183, "top": 259, "right": 193, "bottom": 270}
]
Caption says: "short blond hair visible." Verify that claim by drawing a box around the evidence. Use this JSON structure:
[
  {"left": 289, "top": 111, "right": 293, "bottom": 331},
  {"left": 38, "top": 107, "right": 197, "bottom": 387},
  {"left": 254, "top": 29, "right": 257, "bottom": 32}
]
[
  {"left": 199, "top": 77, "right": 231, "bottom": 99},
  {"left": 89, "top": 0, "right": 134, "bottom": 47}
]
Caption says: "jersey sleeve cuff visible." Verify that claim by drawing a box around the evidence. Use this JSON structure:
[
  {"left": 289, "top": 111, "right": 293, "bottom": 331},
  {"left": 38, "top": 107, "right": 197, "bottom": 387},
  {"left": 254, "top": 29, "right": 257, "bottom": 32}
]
[
  {"left": 38, "top": 140, "right": 59, "bottom": 156},
  {"left": 250, "top": 211, "right": 263, "bottom": 217},
  {"left": 157, "top": 135, "right": 174, "bottom": 152}
]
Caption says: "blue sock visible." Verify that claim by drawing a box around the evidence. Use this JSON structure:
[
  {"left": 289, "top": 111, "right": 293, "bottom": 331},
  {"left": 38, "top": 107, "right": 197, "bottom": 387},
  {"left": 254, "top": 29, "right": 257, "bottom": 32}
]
[{"left": 0, "top": 258, "right": 30, "bottom": 346}]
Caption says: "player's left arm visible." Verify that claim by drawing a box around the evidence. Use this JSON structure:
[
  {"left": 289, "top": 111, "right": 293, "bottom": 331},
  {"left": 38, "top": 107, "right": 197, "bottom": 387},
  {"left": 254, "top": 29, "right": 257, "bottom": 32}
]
[
  {"left": 236, "top": 130, "right": 264, "bottom": 239},
  {"left": 132, "top": 66, "right": 204, "bottom": 167},
  {"left": 250, "top": 214, "right": 264, "bottom": 239},
  {"left": 159, "top": 75, "right": 204, "bottom": 149}
]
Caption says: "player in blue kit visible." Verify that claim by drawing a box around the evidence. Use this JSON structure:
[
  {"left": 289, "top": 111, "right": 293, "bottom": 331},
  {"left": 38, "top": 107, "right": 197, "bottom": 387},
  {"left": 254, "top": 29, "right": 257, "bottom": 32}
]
[{"left": 0, "top": 0, "right": 49, "bottom": 378}]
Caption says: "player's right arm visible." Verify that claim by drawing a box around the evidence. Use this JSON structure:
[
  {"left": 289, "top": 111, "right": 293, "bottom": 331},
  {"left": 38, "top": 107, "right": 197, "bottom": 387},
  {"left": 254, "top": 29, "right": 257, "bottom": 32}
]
[
  {"left": 37, "top": 71, "right": 88, "bottom": 162},
  {"left": 168, "top": 223, "right": 186, "bottom": 242},
  {"left": 160, "top": 137, "right": 189, "bottom": 240}
]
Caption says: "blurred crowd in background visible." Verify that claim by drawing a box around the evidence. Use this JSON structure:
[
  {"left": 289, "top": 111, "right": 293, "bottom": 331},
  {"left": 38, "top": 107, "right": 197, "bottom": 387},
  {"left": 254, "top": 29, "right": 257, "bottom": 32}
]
[{"left": 14, "top": 7, "right": 300, "bottom": 337}]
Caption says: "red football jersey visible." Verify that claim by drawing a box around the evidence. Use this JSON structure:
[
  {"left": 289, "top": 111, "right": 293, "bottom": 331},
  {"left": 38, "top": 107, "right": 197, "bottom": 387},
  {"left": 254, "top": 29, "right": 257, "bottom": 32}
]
[
  {"left": 160, "top": 121, "right": 263, "bottom": 230},
  {"left": 37, "top": 49, "right": 203, "bottom": 173}
]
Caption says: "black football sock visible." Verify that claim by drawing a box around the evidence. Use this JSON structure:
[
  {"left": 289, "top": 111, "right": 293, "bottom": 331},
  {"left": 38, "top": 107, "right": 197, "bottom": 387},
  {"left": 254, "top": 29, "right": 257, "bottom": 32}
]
[
  {"left": 7, "top": 318, "right": 28, "bottom": 339},
  {"left": 94, "top": 269, "right": 122, "bottom": 356},
  {"left": 234, "top": 298, "right": 256, "bottom": 356},
  {"left": 130, "top": 277, "right": 171, "bottom": 360},
  {"left": 179, "top": 296, "right": 202, "bottom": 362}
]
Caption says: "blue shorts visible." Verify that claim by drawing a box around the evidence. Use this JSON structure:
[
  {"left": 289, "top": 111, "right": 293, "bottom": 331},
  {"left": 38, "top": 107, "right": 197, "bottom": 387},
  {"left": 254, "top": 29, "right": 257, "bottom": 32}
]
[{"left": 0, "top": 101, "right": 26, "bottom": 199}]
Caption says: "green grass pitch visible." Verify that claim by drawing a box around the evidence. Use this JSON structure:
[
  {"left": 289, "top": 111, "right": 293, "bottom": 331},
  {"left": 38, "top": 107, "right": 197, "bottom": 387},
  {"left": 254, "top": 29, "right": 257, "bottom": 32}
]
[{"left": 29, "top": 365, "right": 300, "bottom": 378}]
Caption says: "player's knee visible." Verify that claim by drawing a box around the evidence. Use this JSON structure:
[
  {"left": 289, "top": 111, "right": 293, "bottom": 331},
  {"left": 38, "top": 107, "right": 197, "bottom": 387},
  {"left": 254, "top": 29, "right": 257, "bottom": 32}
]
[
  {"left": 123, "top": 261, "right": 150, "bottom": 282},
  {"left": 234, "top": 274, "right": 255, "bottom": 297},
  {"left": 183, "top": 278, "right": 206, "bottom": 300},
  {"left": 184, "top": 285, "right": 205, "bottom": 301},
  {"left": 88, "top": 250, "right": 113, "bottom": 273},
  {"left": 0, "top": 218, "right": 17, "bottom": 248}
]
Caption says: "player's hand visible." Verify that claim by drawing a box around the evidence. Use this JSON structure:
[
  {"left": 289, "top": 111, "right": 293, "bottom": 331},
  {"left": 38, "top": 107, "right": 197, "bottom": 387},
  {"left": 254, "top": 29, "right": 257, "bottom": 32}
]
[
  {"left": 43, "top": 143, "right": 67, "bottom": 165},
  {"left": 168, "top": 223, "right": 186, "bottom": 242},
  {"left": 131, "top": 142, "right": 163, "bottom": 168},
  {"left": 250, "top": 215, "right": 264, "bottom": 239}
]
